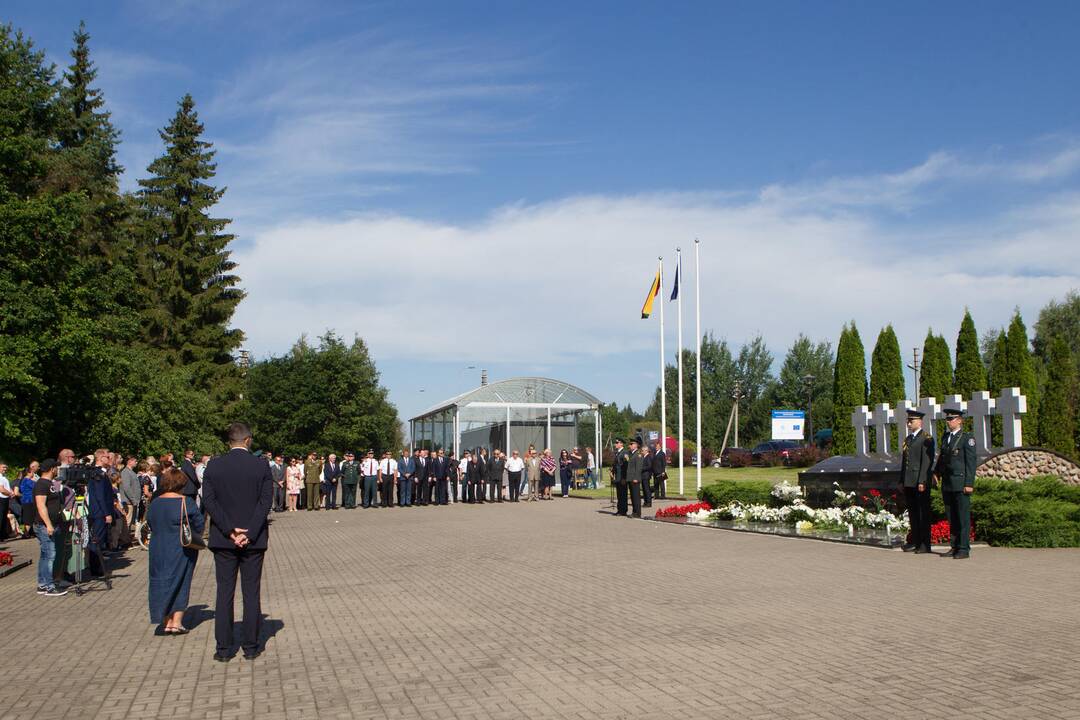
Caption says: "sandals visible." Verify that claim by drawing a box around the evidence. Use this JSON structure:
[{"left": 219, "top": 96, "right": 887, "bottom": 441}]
[{"left": 164, "top": 625, "right": 190, "bottom": 635}]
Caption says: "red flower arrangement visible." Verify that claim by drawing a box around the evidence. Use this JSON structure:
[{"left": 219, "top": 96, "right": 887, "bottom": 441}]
[
  {"left": 655, "top": 501, "right": 712, "bottom": 518},
  {"left": 930, "top": 519, "right": 975, "bottom": 544},
  {"left": 0, "top": 551, "right": 13, "bottom": 567}
]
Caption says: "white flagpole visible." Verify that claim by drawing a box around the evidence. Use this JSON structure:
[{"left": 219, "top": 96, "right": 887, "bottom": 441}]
[
  {"left": 676, "top": 248, "right": 684, "bottom": 497},
  {"left": 658, "top": 257, "right": 666, "bottom": 461},
  {"left": 695, "top": 238, "right": 702, "bottom": 492}
]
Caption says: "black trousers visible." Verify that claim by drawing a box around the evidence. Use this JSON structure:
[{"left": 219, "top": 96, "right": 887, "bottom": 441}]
[
  {"left": 508, "top": 471, "right": 521, "bottom": 501},
  {"left": 488, "top": 480, "right": 500, "bottom": 502},
  {"left": 435, "top": 479, "right": 448, "bottom": 505},
  {"left": 629, "top": 480, "right": 642, "bottom": 517},
  {"left": 473, "top": 480, "right": 485, "bottom": 502},
  {"left": 615, "top": 482, "right": 628, "bottom": 515},
  {"left": 943, "top": 490, "right": 972, "bottom": 553},
  {"left": 213, "top": 548, "right": 265, "bottom": 654},
  {"left": 903, "top": 485, "right": 932, "bottom": 549},
  {"left": 654, "top": 475, "right": 666, "bottom": 499},
  {"left": 641, "top": 475, "right": 652, "bottom": 505},
  {"left": 450, "top": 478, "right": 459, "bottom": 502},
  {"left": 381, "top": 477, "right": 394, "bottom": 507},
  {"left": 323, "top": 482, "right": 337, "bottom": 509}
]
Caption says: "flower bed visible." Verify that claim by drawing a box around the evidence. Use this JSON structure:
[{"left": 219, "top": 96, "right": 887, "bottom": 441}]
[
  {"left": 654, "top": 501, "right": 712, "bottom": 518},
  {"left": 929, "top": 519, "right": 975, "bottom": 545},
  {"left": 674, "top": 481, "right": 909, "bottom": 547}
]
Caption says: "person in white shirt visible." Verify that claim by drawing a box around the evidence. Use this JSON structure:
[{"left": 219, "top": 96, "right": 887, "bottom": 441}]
[
  {"left": 458, "top": 452, "right": 470, "bottom": 501},
  {"left": 360, "top": 451, "right": 379, "bottom": 508},
  {"left": 378, "top": 453, "right": 398, "bottom": 507},
  {"left": 586, "top": 447, "right": 597, "bottom": 489},
  {"left": 505, "top": 450, "right": 525, "bottom": 502}
]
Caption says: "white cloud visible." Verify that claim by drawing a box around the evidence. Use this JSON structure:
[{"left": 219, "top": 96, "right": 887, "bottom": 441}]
[{"left": 231, "top": 163, "right": 1080, "bottom": 374}]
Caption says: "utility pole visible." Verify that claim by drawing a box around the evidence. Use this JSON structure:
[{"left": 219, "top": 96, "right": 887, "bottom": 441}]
[
  {"left": 732, "top": 380, "right": 744, "bottom": 449},
  {"left": 906, "top": 347, "right": 921, "bottom": 400}
]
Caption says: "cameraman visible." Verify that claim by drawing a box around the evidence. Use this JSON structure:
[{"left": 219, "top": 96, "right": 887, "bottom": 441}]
[{"left": 86, "top": 448, "right": 119, "bottom": 577}]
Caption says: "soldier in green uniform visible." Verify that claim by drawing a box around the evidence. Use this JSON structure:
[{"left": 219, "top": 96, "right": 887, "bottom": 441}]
[
  {"left": 610, "top": 438, "right": 629, "bottom": 516},
  {"left": 626, "top": 437, "right": 644, "bottom": 518},
  {"left": 303, "top": 452, "right": 322, "bottom": 511},
  {"left": 340, "top": 451, "right": 361, "bottom": 509},
  {"left": 899, "top": 409, "right": 935, "bottom": 553},
  {"left": 933, "top": 407, "right": 976, "bottom": 559}
]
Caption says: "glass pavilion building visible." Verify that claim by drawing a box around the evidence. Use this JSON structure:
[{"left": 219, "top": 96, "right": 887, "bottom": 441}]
[{"left": 408, "top": 377, "right": 603, "bottom": 464}]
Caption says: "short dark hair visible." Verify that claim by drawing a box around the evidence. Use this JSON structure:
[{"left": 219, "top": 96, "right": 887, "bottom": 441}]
[
  {"left": 160, "top": 467, "right": 188, "bottom": 494},
  {"left": 227, "top": 422, "right": 252, "bottom": 445}
]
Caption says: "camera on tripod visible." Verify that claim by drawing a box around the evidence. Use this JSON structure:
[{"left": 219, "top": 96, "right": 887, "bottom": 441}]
[{"left": 60, "top": 460, "right": 95, "bottom": 495}]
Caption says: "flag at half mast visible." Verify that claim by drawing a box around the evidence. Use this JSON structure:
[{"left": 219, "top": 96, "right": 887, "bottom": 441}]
[{"left": 641, "top": 267, "right": 661, "bottom": 318}]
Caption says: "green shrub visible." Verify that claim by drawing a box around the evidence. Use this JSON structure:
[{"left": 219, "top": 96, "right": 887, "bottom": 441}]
[{"left": 698, "top": 479, "right": 774, "bottom": 507}]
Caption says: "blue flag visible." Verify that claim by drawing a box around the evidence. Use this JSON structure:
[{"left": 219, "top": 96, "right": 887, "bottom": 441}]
[{"left": 669, "top": 260, "right": 679, "bottom": 301}]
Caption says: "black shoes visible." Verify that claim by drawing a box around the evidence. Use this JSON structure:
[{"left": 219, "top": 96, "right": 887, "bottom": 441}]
[
  {"left": 213, "top": 652, "right": 231, "bottom": 663},
  {"left": 901, "top": 543, "right": 917, "bottom": 552},
  {"left": 243, "top": 649, "right": 262, "bottom": 660},
  {"left": 953, "top": 551, "right": 970, "bottom": 559},
  {"left": 913, "top": 546, "right": 931, "bottom": 554}
]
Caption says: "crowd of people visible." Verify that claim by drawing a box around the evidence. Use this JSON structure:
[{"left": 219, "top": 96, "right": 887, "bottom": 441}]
[{"left": 272, "top": 445, "right": 599, "bottom": 510}]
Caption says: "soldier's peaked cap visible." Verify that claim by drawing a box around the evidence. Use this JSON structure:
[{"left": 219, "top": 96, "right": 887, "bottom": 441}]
[
  {"left": 905, "top": 409, "right": 925, "bottom": 418},
  {"left": 943, "top": 407, "right": 965, "bottom": 418}
]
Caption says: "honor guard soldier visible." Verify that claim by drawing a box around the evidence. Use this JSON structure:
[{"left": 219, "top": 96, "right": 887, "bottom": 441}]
[
  {"left": 899, "top": 410, "right": 935, "bottom": 553},
  {"left": 340, "top": 452, "right": 361, "bottom": 509},
  {"left": 933, "top": 407, "right": 976, "bottom": 559},
  {"left": 611, "top": 438, "right": 629, "bottom": 516}
]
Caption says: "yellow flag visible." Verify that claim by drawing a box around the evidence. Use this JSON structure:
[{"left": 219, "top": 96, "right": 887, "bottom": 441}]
[{"left": 641, "top": 269, "right": 661, "bottom": 318}]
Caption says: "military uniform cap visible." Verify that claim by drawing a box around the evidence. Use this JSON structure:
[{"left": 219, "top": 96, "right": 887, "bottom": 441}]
[
  {"left": 614, "top": 437, "right": 625, "bottom": 444},
  {"left": 905, "top": 409, "right": 925, "bottom": 418},
  {"left": 943, "top": 407, "right": 965, "bottom": 418}
]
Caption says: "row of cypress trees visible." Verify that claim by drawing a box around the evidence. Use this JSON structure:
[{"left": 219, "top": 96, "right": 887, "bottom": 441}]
[
  {"left": 831, "top": 307, "right": 1079, "bottom": 458},
  {"left": 0, "top": 23, "right": 243, "bottom": 459}
]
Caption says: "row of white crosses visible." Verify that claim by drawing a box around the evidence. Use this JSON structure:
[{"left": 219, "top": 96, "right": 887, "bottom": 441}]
[{"left": 850, "top": 387, "right": 1027, "bottom": 457}]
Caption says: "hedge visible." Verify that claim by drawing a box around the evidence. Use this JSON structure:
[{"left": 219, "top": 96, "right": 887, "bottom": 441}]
[
  {"left": 931, "top": 475, "right": 1080, "bottom": 548},
  {"left": 697, "top": 479, "right": 774, "bottom": 508}
]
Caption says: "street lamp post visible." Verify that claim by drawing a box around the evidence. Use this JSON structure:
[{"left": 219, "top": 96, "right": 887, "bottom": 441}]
[{"left": 802, "top": 373, "right": 816, "bottom": 447}]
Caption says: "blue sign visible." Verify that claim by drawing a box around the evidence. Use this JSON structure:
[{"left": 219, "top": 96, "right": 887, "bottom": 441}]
[{"left": 771, "top": 410, "right": 806, "bottom": 440}]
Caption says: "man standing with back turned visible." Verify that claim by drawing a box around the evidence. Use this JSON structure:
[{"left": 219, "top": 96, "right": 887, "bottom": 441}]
[{"left": 202, "top": 423, "right": 274, "bottom": 662}]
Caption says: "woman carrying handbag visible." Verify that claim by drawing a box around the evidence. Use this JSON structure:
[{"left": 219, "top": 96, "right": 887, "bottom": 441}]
[{"left": 147, "top": 467, "right": 205, "bottom": 636}]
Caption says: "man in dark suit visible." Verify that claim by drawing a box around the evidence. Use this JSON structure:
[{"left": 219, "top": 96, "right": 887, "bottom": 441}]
[
  {"left": 611, "top": 438, "right": 629, "bottom": 516},
  {"left": 413, "top": 449, "right": 429, "bottom": 506},
  {"left": 488, "top": 449, "right": 506, "bottom": 502},
  {"left": 639, "top": 443, "right": 653, "bottom": 508},
  {"left": 899, "top": 409, "right": 935, "bottom": 553},
  {"left": 652, "top": 445, "right": 667, "bottom": 500},
  {"left": 322, "top": 453, "right": 341, "bottom": 510},
  {"left": 180, "top": 448, "right": 201, "bottom": 503},
  {"left": 431, "top": 449, "right": 449, "bottom": 505},
  {"left": 627, "top": 437, "right": 644, "bottom": 518},
  {"left": 202, "top": 423, "right": 274, "bottom": 661},
  {"left": 933, "top": 408, "right": 976, "bottom": 559},
  {"left": 473, "top": 448, "right": 488, "bottom": 503}
]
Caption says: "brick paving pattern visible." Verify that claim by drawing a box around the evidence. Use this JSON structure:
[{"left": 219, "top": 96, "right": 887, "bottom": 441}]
[{"left": 2, "top": 497, "right": 1079, "bottom": 719}]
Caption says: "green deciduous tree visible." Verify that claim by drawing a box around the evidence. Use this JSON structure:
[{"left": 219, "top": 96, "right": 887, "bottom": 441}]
[
  {"left": 245, "top": 332, "right": 400, "bottom": 458},
  {"left": 773, "top": 335, "right": 834, "bottom": 442},
  {"left": 953, "top": 309, "right": 987, "bottom": 396},
  {"left": 1037, "top": 337, "right": 1077, "bottom": 458},
  {"left": 832, "top": 322, "right": 867, "bottom": 455},
  {"left": 1034, "top": 290, "right": 1080, "bottom": 362}
]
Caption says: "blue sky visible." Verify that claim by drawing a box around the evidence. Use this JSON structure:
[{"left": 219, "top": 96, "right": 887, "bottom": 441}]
[{"left": 8, "top": 1, "right": 1080, "bottom": 427}]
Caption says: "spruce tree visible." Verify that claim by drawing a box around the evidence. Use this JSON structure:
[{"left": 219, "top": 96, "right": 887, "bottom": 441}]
[
  {"left": 870, "top": 324, "right": 906, "bottom": 405},
  {"left": 1037, "top": 337, "right": 1077, "bottom": 458},
  {"left": 1005, "top": 310, "right": 1039, "bottom": 445},
  {"left": 919, "top": 330, "right": 952, "bottom": 400},
  {"left": 832, "top": 322, "right": 867, "bottom": 455},
  {"left": 136, "top": 94, "right": 245, "bottom": 406},
  {"left": 953, "top": 309, "right": 987, "bottom": 396}
]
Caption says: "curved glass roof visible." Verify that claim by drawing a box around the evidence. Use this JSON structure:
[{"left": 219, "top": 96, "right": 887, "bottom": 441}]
[{"left": 411, "top": 377, "right": 600, "bottom": 420}]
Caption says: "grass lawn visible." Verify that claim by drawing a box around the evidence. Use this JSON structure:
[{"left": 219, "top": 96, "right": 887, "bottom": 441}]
[{"left": 569, "top": 465, "right": 802, "bottom": 500}]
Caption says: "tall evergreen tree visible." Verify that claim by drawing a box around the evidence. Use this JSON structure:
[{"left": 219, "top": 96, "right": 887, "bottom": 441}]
[
  {"left": 953, "top": 309, "right": 987, "bottom": 396},
  {"left": 136, "top": 94, "right": 245, "bottom": 407},
  {"left": 1037, "top": 337, "right": 1077, "bottom": 458},
  {"left": 919, "top": 329, "right": 952, "bottom": 401},
  {"left": 1004, "top": 310, "right": 1039, "bottom": 445},
  {"left": 832, "top": 322, "right": 867, "bottom": 455},
  {"left": 869, "top": 324, "right": 906, "bottom": 405}
]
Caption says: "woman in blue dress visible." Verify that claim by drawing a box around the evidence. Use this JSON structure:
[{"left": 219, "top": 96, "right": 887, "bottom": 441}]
[{"left": 147, "top": 467, "right": 204, "bottom": 635}]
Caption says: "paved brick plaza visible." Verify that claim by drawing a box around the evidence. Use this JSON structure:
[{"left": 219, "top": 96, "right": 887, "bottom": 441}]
[{"left": 2, "top": 497, "right": 1079, "bottom": 720}]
